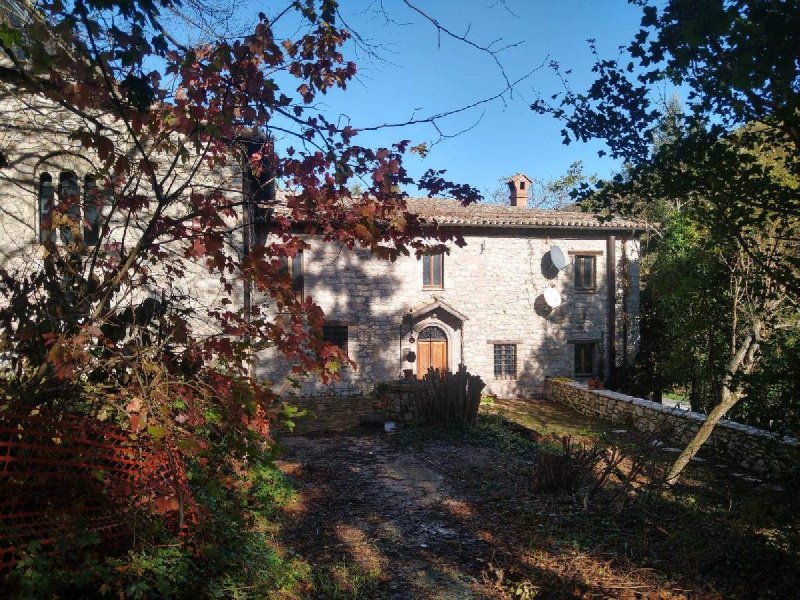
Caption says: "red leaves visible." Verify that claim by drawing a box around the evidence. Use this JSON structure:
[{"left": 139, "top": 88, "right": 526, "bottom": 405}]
[
  {"left": 1, "top": 2, "right": 489, "bottom": 544},
  {"left": 297, "top": 83, "right": 313, "bottom": 103}
]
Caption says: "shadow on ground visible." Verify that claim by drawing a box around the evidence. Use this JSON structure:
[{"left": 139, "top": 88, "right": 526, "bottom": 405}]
[{"left": 273, "top": 401, "right": 800, "bottom": 599}]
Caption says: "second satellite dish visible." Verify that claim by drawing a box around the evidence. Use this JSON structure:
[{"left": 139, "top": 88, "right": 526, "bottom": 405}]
[
  {"left": 549, "top": 245, "right": 567, "bottom": 270},
  {"left": 543, "top": 288, "right": 562, "bottom": 308}
]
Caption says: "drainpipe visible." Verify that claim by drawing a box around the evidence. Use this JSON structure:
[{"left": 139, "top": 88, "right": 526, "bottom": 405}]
[
  {"left": 606, "top": 235, "right": 616, "bottom": 383},
  {"left": 621, "top": 238, "right": 629, "bottom": 368},
  {"left": 460, "top": 323, "right": 464, "bottom": 367},
  {"left": 242, "top": 156, "right": 253, "bottom": 377}
]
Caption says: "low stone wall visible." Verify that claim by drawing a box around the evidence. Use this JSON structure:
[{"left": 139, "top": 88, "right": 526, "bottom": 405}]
[
  {"left": 280, "top": 381, "right": 419, "bottom": 434},
  {"left": 375, "top": 381, "right": 418, "bottom": 423},
  {"left": 281, "top": 395, "right": 385, "bottom": 434},
  {"left": 545, "top": 378, "right": 800, "bottom": 476}
]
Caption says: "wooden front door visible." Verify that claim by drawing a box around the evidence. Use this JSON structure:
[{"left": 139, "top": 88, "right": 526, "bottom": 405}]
[{"left": 417, "top": 325, "right": 448, "bottom": 378}]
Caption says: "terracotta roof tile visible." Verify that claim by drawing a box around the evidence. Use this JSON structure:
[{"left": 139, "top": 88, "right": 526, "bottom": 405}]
[
  {"left": 272, "top": 191, "right": 645, "bottom": 231},
  {"left": 405, "top": 198, "right": 645, "bottom": 231}
]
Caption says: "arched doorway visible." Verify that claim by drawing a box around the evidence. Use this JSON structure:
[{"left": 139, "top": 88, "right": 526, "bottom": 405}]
[{"left": 417, "top": 325, "right": 448, "bottom": 378}]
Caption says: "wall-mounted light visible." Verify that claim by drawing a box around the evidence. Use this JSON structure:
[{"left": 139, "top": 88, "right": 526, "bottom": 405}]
[
  {"left": 402, "top": 310, "right": 416, "bottom": 343},
  {"left": 480, "top": 240, "right": 486, "bottom": 254}
]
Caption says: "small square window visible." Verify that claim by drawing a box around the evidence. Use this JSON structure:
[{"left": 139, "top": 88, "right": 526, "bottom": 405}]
[
  {"left": 422, "top": 252, "right": 443, "bottom": 288},
  {"left": 574, "top": 343, "right": 595, "bottom": 377},
  {"left": 574, "top": 255, "right": 595, "bottom": 291},
  {"left": 494, "top": 344, "right": 517, "bottom": 379},
  {"left": 323, "top": 324, "right": 348, "bottom": 355}
]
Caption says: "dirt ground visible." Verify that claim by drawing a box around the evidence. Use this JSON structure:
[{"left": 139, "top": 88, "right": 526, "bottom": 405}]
[{"left": 273, "top": 403, "right": 799, "bottom": 599}]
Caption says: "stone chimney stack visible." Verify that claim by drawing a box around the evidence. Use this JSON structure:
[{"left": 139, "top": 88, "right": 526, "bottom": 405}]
[{"left": 507, "top": 173, "right": 532, "bottom": 207}]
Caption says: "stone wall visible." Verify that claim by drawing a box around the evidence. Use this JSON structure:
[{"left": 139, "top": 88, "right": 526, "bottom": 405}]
[
  {"left": 279, "top": 380, "right": 418, "bottom": 434},
  {"left": 376, "top": 381, "right": 418, "bottom": 423},
  {"left": 0, "top": 93, "right": 244, "bottom": 345},
  {"left": 257, "top": 228, "right": 641, "bottom": 400},
  {"left": 545, "top": 378, "right": 800, "bottom": 476},
  {"left": 281, "top": 394, "right": 385, "bottom": 434}
]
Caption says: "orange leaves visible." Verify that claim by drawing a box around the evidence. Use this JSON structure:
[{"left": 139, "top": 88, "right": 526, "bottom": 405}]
[
  {"left": 353, "top": 223, "right": 372, "bottom": 242},
  {"left": 153, "top": 495, "right": 181, "bottom": 515},
  {"left": 43, "top": 332, "right": 92, "bottom": 380},
  {"left": 126, "top": 396, "right": 146, "bottom": 433},
  {"left": 297, "top": 83, "right": 314, "bottom": 103}
]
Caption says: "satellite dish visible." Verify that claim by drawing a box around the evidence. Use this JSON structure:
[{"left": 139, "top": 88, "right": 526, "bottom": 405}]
[
  {"left": 549, "top": 245, "right": 567, "bottom": 270},
  {"left": 543, "top": 288, "right": 562, "bottom": 308}
]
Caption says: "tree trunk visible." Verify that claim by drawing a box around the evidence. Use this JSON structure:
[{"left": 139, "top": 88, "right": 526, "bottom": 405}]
[
  {"left": 665, "top": 385, "right": 740, "bottom": 485},
  {"left": 665, "top": 322, "right": 761, "bottom": 486}
]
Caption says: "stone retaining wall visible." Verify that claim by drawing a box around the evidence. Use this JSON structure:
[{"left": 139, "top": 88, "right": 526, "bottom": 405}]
[
  {"left": 545, "top": 378, "right": 800, "bottom": 476},
  {"left": 280, "top": 381, "right": 418, "bottom": 434},
  {"left": 280, "top": 395, "right": 384, "bottom": 434},
  {"left": 375, "top": 381, "right": 418, "bottom": 423}
]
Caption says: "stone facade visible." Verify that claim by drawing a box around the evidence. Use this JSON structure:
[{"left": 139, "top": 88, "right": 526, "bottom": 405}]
[
  {"left": 0, "top": 90, "right": 643, "bottom": 400},
  {"left": 0, "top": 93, "right": 244, "bottom": 343},
  {"left": 546, "top": 378, "right": 800, "bottom": 476},
  {"left": 258, "top": 224, "right": 641, "bottom": 399}
]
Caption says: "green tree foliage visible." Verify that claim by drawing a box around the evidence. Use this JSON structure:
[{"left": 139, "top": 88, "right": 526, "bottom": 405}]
[
  {"left": 636, "top": 212, "right": 731, "bottom": 410},
  {"left": 533, "top": 0, "right": 800, "bottom": 483}
]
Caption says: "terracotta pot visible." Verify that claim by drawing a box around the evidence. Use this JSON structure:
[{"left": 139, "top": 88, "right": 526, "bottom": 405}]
[{"left": 587, "top": 378, "right": 604, "bottom": 390}]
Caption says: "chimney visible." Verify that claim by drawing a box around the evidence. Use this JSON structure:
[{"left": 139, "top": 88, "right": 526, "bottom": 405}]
[{"left": 507, "top": 173, "right": 532, "bottom": 207}]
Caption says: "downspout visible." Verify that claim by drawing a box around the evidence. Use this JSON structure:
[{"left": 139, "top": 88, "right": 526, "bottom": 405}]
[
  {"left": 606, "top": 235, "right": 616, "bottom": 383},
  {"left": 460, "top": 323, "right": 464, "bottom": 367},
  {"left": 242, "top": 156, "right": 253, "bottom": 377},
  {"left": 621, "top": 237, "right": 629, "bottom": 368}
]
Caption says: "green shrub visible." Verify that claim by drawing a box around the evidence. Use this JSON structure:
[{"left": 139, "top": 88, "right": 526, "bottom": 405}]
[{"left": 3, "top": 452, "right": 308, "bottom": 599}]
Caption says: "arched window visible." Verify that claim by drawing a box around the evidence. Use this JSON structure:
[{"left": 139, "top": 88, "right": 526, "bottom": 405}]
[
  {"left": 58, "top": 171, "right": 80, "bottom": 243},
  {"left": 38, "top": 173, "right": 54, "bottom": 243},
  {"left": 419, "top": 325, "right": 447, "bottom": 341},
  {"left": 83, "top": 175, "right": 101, "bottom": 246}
]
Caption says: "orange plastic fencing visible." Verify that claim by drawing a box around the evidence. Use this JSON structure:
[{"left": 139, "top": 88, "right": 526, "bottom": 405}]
[{"left": 0, "top": 412, "right": 193, "bottom": 571}]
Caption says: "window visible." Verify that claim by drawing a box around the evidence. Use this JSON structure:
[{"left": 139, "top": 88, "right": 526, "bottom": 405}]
[
  {"left": 82, "top": 175, "right": 103, "bottom": 246},
  {"left": 422, "top": 252, "right": 443, "bottom": 288},
  {"left": 519, "top": 181, "right": 525, "bottom": 190},
  {"left": 574, "top": 343, "right": 595, "bottom": 376},
  {"left": 58, "top": 171, "right": 80, "bottom": 244},
  {"left": 252, "top": 202, "right": 270, "bottom": 249},
  {"left": 38, "top": 173, "right": 55, "bottom": 243},
  {"left": 323, "top": 324, "right": 348, "bottom": 355},
  {"left": 494, "top": 344, "right": 517, "bottom": 379},
  {"left": 574, "top": 255, "right": 595, "bottom": 291},
  {"left": 38, "top": 171, "right": 107, "bottom": 245},
  {"left": 280, "top": 251, "right": 303, "bottom": 300}
]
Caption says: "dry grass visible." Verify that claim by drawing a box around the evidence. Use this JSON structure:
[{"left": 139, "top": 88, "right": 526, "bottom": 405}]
[{"left": 272, "top": 405, "right": 800, "bottom": 599}]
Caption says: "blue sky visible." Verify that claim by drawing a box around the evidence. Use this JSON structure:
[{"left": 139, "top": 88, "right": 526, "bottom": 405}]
[{"left": 303, "top": 0, "right": 648, "bottom": 199}]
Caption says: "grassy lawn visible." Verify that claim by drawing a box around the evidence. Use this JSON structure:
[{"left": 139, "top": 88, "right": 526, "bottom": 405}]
[{"left": 481, "top": 396, "right": 608, "bottom": 441}]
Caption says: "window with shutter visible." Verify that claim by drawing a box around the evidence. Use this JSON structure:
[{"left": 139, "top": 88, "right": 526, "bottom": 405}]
[
  {"left": 574, "top": 255, "right": 596, "bottom": 291},
  {"left": 38, "top": 173, "right": 55, "bottom": 243},
  {"left": 422, "top": 252, "right": 443, "bottom": 288}
]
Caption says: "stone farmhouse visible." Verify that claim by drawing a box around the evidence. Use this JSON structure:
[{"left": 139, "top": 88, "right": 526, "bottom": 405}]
[
  {"left": 0, "top": 80, "right": 643, "bottom": 400},
  {"left": 260, "top": 176, "right": 643, "bottom": 398}
]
